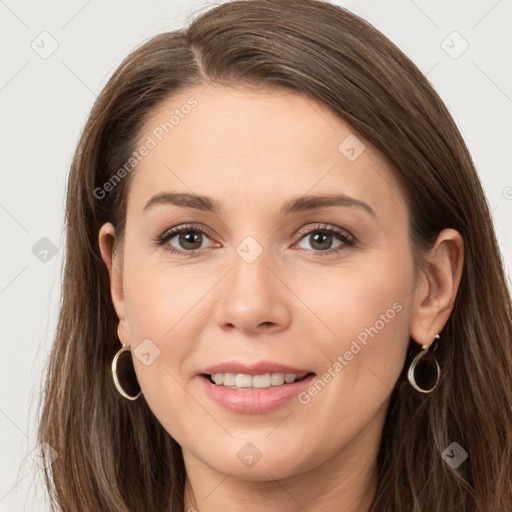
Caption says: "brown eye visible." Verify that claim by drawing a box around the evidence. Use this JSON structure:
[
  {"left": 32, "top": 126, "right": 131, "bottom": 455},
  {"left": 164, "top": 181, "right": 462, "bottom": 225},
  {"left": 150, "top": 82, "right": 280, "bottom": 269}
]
[
  {"left": 308, "top": 232, "right": 336, "bottom": 251},
  {"left": 295, "top": 224, "right": 355, "bottom": 254},
  {"left": 176, "top": 230, "right": 204, "bottom": 250},
  {"left": 157, "top": 224, "right": 218, "bottom": 255}
]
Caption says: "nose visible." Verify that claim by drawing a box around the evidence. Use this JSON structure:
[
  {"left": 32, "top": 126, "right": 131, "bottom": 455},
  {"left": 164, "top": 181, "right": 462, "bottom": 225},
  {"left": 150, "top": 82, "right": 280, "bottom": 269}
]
[{"left": 213, "top": 245, "right": 292, "bottom": 337}]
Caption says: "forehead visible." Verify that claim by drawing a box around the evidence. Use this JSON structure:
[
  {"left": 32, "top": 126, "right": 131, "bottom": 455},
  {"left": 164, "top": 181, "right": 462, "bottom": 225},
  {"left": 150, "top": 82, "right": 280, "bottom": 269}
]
[{"left": 127, "top": 85, "right": 404, "bottom": 219}]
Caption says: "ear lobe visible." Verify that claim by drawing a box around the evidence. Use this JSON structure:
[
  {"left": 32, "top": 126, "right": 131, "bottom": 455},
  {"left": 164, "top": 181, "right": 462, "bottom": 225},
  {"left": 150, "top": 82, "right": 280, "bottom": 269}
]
[
  {"left": 99, "top": 222, "right": 128, "bottom": 333},
  {"left": 409, "top": 229, "right": 464, "bottom": 345}
]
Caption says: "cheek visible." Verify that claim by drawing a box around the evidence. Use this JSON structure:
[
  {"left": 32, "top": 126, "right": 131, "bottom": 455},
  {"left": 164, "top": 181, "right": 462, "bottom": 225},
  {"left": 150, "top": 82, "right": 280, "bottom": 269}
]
[
  {"left": 294, "top": 257, "right": 413, "bottom": 426},
  {"left": 123, "top": 253, "right": 211, "bottom": 342},
  {"left": 120, "top": 254, "right": 219, "bottom": 437}
]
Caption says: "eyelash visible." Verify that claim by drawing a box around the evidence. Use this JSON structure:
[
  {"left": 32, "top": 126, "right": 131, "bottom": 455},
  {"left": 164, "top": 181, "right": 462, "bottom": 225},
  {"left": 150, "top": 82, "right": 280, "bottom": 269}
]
[{"left": 155, "top": 223, "right": 356, "bottom": 257}]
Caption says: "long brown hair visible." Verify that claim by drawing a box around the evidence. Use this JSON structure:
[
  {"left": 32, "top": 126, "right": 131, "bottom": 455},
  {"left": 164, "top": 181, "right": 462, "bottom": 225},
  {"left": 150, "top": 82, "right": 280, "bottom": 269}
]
[{"left": 37, "top": 0, "right": 512, "bottom": 510}]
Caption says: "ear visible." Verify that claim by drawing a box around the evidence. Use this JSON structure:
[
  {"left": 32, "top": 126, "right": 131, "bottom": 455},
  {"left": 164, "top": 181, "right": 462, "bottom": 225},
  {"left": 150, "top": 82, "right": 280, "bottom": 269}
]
[
  {"left": 98, "top": 222, "right": 132, "bottom": 345},
  {"left": 409, "top": 228, "right": 464, "bottom": 346}
]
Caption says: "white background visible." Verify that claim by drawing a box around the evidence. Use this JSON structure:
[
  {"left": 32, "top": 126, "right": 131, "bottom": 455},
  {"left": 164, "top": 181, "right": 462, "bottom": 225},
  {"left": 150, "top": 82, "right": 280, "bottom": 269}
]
[{"left": 1, "top": 0, "right": 511, "bottom": 509}]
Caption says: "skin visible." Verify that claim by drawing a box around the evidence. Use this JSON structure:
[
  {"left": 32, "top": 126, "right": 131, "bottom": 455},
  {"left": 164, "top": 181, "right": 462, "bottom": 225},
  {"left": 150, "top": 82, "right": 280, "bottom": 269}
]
[{"left": 99, "top": 85, "right": 463, "bottom": 512}]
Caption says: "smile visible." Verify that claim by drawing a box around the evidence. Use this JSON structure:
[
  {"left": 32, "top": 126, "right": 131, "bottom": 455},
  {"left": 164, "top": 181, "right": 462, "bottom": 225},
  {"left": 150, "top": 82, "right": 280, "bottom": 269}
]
[
  {"left": 199, "top": 372, "right": 316, "bottom": 414},
  {"left": 207, "top": 372, "right": 310, "bottom": 389}
]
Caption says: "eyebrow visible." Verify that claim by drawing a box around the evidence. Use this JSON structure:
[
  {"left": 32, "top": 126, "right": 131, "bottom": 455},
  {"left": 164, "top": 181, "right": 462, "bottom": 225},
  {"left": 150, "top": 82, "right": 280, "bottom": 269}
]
[{"left": 143, "top": 192, "right": 375, "bottom": 217}]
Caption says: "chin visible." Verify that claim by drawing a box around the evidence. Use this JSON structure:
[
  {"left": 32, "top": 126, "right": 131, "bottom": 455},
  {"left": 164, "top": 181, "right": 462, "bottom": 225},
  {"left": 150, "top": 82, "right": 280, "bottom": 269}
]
[{"left": 189, "top": 434, "right": 320, "bottom": 482}]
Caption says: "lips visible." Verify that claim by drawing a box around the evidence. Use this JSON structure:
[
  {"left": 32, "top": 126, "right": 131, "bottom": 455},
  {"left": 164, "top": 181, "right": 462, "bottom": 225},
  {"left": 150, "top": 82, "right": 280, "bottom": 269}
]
[
  {"left": 200, "top": 373, "right": 315, "bottom": 414},
  {"left": 197, "top": 361, "right": 316, "bottom": 413}
]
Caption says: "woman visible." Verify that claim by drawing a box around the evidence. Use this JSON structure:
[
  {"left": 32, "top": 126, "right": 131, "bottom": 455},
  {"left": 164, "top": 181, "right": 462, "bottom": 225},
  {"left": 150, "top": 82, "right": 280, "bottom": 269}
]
[{"left": 37, "top": 0, "right": 512, "bottom": 510}]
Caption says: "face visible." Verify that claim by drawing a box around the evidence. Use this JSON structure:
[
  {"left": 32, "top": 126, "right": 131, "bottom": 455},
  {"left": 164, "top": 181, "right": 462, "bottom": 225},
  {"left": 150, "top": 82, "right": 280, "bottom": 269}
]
[{"left": 102, "top": 85, "right": 419, "bottom": 482}]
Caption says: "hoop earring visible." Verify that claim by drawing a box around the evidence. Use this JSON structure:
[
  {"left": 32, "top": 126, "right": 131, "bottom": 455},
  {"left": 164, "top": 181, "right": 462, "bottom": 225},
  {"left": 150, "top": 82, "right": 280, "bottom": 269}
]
[
  {"left": 407, "top": 334, "right": 441, "bottom": 393},
  {"left": 112, "top": 344, "right": 142, "bottom": 400}
]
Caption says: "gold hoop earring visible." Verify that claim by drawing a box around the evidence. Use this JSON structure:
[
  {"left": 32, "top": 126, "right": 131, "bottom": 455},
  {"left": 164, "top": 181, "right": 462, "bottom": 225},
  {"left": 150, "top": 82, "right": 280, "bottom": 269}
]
[
  {"left": 112, "top": 344, "right": 142, "bottom": 400},
  {"left": 407, "top": 335, "right": 441, "bottom": 393}
]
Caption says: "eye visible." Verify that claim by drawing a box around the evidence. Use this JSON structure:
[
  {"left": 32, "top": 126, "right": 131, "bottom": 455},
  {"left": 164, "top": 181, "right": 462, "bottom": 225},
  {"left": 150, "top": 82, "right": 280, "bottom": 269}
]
[
  {"left": 156, "top": 224, "right": 219, "bottom": 255},
  {"left": 294, "top": 224, "right": 355, "bottom": 254},
  {"left": 155, "top": 222, "right": 355, "bottom": 257}
]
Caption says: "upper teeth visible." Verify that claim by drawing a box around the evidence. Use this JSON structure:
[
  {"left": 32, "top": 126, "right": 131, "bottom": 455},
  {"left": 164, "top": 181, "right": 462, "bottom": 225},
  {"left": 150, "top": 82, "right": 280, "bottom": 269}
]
[{"left": 211, "top": 373, "right": 302, "bottom": 389}]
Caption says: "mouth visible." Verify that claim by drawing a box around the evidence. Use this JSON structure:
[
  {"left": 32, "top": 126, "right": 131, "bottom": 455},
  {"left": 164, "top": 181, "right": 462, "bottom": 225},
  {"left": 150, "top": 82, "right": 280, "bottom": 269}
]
[
  {"left": 199, "top": 370, "right": 316, "bottom": 414},
  {"left": 197, "top": 361, "right": 316, "bottom": 413},
  {"left": 202, "top": 371, "right": 314, "bottom": 390}
]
